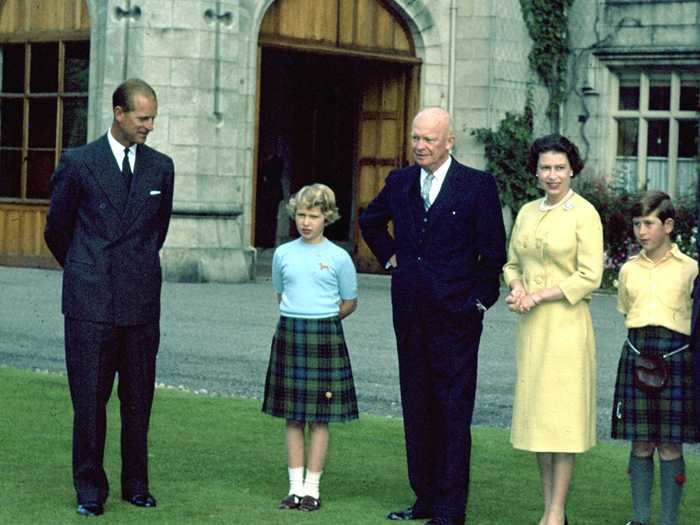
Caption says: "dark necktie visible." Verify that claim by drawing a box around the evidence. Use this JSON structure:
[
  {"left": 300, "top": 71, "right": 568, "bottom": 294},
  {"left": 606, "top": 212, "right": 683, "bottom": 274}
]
[{"left": 122, "top": 147, "right": 133, "bottom": 192}]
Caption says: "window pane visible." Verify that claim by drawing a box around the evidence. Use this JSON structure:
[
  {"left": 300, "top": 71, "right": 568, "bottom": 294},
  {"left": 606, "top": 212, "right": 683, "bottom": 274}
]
[
  {"left": 0, "top": 149, "right": 21, "bottom": 197},
  {"left": 26, "top": 150, "right": 54, "bottom": 199},
  {"left": 62, "top": 97, "right": 88, "bottom": 147},
  {"left": 617, "top": 118, "right": 639, "bottom": 156},
  {"left": 0, "top": 98, "right": 23, "bottom": 147},
  {"left": 647, "top": 119, "right": 669, "bottom": 157},
  {"left": 1, "top": 44, "right": 25, "bottom": 93},
  {"left": 619, "top": 72, "right": 640, "bottom": 110},
  {"left": 680, "top": 74, "right": 699, "bottom": 111},
  {"left": 28, "top": 99, "right": 57, "bottom": 148},
  {"left": 649, "top": 74, "right": 670, "bottom": 111},
  {"left": 64, "top": 41, "right": 90, "bottom": 93},
  {"left": 678, "top": 120, "right": 698, "bottom": 159},
  {"left": 646, "top": 159, "right": 668, "bottom": 192},
  {"left": 30, "top": 43, "right": 58, "bottom": 93}
]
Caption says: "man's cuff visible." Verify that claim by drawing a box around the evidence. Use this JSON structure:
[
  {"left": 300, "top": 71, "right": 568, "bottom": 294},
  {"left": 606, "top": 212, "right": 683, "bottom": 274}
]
[{"left": 475, "top": 299, "right": 487, "bottom": 313}]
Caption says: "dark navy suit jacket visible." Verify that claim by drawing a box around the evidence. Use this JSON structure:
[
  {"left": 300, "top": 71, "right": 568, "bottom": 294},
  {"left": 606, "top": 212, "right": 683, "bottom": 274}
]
[
  {"left": 45, "top": 134, "right": 174, "bottom": 326},
  {"left": 359, "top": 157, "right": 506, "bottom": 320}
]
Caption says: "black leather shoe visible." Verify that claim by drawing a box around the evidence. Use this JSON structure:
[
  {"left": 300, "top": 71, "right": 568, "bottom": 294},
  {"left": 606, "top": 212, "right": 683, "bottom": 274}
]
[
  {"left": 76, "top": 503, "right": 104, "bottom": 516},
  {"left": 122, "top": 493, "right": 157, "bottom": 507},
  {"left": 424, "top": 517, "right": 465, "bottom": 525},
  {"left": 387, "top": 506, "right": 431, "bottom": 520}
]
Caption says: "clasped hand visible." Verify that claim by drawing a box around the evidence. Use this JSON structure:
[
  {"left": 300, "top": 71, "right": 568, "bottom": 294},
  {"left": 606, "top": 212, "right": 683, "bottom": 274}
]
[{"left": 505, "top": 287, "right": 540, "bottom": 314}]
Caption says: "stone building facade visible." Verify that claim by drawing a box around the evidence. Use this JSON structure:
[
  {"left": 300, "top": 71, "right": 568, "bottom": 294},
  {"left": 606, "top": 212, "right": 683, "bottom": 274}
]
[{"left": 0, "top": 0, "right": 697, "bottom": 281}]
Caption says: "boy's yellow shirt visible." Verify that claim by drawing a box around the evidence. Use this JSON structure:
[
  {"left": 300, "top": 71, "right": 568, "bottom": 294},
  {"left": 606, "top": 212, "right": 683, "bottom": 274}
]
[{"left": 617, "top": 243, "right": 698, "bottom": 335}]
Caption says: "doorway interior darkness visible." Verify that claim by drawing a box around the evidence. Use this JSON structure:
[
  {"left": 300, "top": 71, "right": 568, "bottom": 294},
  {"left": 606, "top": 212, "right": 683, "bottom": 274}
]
[{"left": 256, "top": 48, "right": 364, "bottom": 249}]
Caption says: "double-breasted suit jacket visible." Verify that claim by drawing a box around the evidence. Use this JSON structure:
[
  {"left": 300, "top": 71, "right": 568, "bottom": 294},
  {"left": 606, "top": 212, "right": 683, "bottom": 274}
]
[
  {"left": 45, "top": 134, "right": 174, "bottom": 325},
  {"left": 359, "top": 157, "right": 506, "bottom": 519}
]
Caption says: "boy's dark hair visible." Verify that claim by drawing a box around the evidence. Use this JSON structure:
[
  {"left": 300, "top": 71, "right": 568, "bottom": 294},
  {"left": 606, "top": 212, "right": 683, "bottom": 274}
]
[
  {"left": 527, "top": 134, "right": 584, "bottom": 176},
  {"left": 631, "top": 190, "right": 675, "bottom": 222},
  {"left": 112, "top": 78, "right": 157, "bottom": 111}
]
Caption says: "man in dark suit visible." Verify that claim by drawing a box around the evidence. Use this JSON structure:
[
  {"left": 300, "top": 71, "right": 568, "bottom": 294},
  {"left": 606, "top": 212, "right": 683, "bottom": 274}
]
[
  {"left": 45, "top": 79, "right": 174, "bottom": 517},
  {"left": 360, "top": 107, "right": 506, "bottom": 525}
]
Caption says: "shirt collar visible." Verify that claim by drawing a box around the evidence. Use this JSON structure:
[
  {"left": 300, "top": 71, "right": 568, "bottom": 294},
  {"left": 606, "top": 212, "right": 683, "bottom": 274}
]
[
  {"left": 639, "top": 243, "right": 683, "bottom": 265},
  {"left": 421, "top": 155, "right": 451, "bottom": 184},
  {"left": 107, "top": 129, "right": 136, "bottom": 160}
]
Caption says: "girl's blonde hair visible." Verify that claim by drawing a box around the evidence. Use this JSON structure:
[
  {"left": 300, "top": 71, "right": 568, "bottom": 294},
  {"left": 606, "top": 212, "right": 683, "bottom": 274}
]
[{"left": 286, "top": 183, "right": 341, "bottom": 225}]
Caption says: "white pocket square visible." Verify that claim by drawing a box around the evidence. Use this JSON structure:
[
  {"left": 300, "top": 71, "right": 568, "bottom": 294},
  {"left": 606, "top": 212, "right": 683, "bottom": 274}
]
[{"left": 149, "top": 190, "right": 161, "bottom": 196}]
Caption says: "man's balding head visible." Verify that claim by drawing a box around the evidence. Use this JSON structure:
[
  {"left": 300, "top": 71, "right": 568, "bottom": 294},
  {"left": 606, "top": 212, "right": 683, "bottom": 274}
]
[{"left": 411, "top": 107, "right": 455, "bottom": 174}]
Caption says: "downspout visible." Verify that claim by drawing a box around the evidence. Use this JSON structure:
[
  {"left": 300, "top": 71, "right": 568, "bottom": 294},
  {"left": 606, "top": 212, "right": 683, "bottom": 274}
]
[{"left": 447, "top": 0, "right": 457, "bottom": 117}]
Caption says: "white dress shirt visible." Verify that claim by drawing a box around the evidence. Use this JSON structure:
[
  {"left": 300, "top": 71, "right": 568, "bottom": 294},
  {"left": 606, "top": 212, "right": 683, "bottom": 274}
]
[
  {"left": 107, "top": 129, "right": 136, "bottom": 174},
  {"left": 419, "top": 156, "right": 451, "bottom": 206}
]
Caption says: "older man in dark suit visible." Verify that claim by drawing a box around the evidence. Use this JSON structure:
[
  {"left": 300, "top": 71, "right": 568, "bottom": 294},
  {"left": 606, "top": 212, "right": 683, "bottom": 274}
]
[
  {"left": 360, "top": 107, "right": 506, "bottom": 525},
  {"left": 45, "top": 79, "right": 174, "bottom": 517}
]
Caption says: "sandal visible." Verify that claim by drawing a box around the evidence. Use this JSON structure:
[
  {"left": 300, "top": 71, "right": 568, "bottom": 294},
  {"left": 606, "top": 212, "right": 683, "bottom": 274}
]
[
  {"left": 298, "top": 495, "right": 321, "bottom": 512},
  {"left": 278, "top": 494, "right": 301, "bottom": 509}
]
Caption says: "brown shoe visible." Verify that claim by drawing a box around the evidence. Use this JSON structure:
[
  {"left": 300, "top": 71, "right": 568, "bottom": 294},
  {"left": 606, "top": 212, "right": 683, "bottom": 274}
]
[
  {"left": 298, "top": 495, "right": 321, "bottom": 512},
  {"left": 278, "top": 494, "right": 301, "bottom": 509}
]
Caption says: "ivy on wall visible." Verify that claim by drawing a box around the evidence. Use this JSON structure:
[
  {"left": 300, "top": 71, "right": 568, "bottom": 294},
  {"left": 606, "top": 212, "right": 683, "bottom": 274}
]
[
  {"left": 472, "top": 100, "right": 537, "bottom": 215},
  {"left": 473, "top": 0, "right": 575, "bottom": 219},
  {"left": 519, "top": 0, "right": 574, "bottom": 130}
]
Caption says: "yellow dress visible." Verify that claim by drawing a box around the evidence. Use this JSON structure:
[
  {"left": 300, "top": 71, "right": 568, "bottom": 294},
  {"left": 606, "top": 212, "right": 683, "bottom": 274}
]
[{"left": 503, "top": 193, "right": 604, "bottom": 453}]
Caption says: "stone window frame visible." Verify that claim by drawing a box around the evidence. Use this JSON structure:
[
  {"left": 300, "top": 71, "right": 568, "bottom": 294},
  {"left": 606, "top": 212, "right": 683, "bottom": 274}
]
[{"left": 607, "top": 68, "right": 699, "bottom": 198}]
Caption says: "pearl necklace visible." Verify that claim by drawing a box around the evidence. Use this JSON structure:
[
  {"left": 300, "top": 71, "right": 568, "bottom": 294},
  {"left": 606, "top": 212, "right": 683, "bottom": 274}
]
[{"left": 539, "top": 189, "right": 574, "bottom": 211}]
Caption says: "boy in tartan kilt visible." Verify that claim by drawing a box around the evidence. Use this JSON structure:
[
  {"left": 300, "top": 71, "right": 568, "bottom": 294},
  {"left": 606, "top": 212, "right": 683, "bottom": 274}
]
[
  {"left": 262, "top": 184, "right": 359, "bottom": 512},
  {"left": 611, "top": 191, "right": 698, "bottom": 525}
]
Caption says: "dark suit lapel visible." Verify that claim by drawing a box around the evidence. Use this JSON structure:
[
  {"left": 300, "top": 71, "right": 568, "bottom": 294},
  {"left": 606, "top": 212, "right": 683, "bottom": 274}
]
[
  {"left": 120, "top": 144, "right": 156, "bottom": 232},
  {"left": 87, "top": 135, "right": 129, "bottom": 215},
  {"left": 428, "top": 157, "right": 462, "bottom": 221}
]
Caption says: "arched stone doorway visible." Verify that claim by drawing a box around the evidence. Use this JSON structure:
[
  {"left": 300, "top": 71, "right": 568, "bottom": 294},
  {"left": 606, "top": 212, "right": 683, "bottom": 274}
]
[{"left": 253, "top": 0, "right": 421, "bottom": 272}]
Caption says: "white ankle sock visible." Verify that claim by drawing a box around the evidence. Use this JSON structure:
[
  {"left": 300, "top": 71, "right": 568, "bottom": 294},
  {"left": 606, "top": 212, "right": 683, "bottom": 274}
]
[
  {"left": 288, "top": 467, "right": 304, "bottom": 496},
  {"left": 303, "top": 470, "right": 322, "bottom": 499}
]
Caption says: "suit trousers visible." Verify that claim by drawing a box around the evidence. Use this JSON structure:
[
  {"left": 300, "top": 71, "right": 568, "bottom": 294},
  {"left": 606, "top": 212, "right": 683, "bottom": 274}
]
[
  {"left": 64, "top": 317, "right": 159, "bottom": 504},
  {"left": 393, "top": 304, "right": 483, "bottom": 519}
]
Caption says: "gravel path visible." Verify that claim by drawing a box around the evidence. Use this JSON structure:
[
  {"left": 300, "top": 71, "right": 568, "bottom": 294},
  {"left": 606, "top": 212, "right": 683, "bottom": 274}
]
[{"left": 0, "top": 266, "right": 627, "bottom": 440}]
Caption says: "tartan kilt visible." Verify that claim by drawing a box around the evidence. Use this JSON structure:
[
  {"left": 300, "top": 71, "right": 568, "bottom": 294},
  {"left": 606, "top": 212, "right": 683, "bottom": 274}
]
[
  {"left": 262, "top": 316, "right": 359, "bottom": 423},
  {"left": 611, "top": 326, "right": 698, "bottom": 443}
]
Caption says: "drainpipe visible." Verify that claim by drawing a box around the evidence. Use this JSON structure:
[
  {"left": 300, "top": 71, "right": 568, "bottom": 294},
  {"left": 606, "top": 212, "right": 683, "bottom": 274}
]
[{"left": 447, "top": 0, "right": 457, "bottom": 116}]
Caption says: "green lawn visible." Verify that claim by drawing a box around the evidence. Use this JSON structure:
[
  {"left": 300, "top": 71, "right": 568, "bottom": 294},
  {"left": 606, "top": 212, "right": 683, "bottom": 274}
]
[{"left": 1, "top": 366, "right": 698, "bottom": 524}]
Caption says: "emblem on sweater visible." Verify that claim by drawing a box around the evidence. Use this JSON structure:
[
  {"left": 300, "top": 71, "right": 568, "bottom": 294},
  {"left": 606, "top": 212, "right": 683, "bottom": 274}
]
[{"left": 319, "top": 262, "right": 329, "bottom": 271}]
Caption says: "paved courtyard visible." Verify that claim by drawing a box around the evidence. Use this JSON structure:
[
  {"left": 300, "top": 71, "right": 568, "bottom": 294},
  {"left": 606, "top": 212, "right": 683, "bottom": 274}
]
[{"left": 0, "top": 265, "right": 633, "bottom": 441}]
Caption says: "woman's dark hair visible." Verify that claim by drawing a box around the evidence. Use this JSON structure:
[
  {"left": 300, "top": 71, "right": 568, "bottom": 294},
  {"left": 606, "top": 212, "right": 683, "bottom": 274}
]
[
  {"left": 527, "top": 134, "right": 584, "bottom": 177},
  {"left": 631, "top": 190, "right": 675, "bottom": 222},
  {"left": 112, "top": 78, "right": 157, "bottom": 111}
]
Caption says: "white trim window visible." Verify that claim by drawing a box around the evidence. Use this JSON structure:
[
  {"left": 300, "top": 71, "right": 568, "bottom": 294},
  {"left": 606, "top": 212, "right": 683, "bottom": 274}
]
[{"left": 610, "top": 70, "right": 698, "bottom": 197}]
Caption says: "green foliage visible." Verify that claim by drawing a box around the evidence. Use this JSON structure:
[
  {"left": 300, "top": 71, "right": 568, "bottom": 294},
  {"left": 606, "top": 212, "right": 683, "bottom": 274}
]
[
  {"left": 472, "top": 103, "right": 539, "bottom": 214},
  {"left": 575, "top": 178, "right": 698, "bottom": 289},
  {"left": 519, "top": 0, "right": 574, "bottom": 125}
]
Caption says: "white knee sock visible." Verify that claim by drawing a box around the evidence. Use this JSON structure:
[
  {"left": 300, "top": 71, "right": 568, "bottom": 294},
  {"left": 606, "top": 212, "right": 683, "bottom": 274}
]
[
  {"left": 288, "top": 467, "right": 304, "bottom": 496},
  {"left": 303, "top": 470, "right": 323, "bottom": 499}
]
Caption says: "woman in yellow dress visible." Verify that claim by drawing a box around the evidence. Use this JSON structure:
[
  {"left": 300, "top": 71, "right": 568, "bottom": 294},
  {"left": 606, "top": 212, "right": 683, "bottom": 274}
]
[{"left": 503, "top": 134, "right": 604, "bottom": 525}]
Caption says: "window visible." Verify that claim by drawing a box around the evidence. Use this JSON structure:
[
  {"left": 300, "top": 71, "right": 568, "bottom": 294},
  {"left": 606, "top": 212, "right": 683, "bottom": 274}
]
[
  {"left": 0, "top": 40, "right": 89, "bottom": 201},
  {"left": 612, "top": 70, "right": 699, "bottom": 197}
]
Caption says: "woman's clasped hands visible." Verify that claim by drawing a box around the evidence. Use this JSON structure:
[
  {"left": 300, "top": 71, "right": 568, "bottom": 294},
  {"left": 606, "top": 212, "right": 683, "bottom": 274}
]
[{"left": 505, "top": 285, "right": 542, "bottom": 314}]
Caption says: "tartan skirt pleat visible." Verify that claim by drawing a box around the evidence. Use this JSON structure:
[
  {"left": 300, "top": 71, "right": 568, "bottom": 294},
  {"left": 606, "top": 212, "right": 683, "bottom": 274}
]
[
  {"left": 262, "top": 316, "right": 359, "bottom": 423},
  {"left": 611, "top": 326, "right": 698, "bottom": 443}
]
